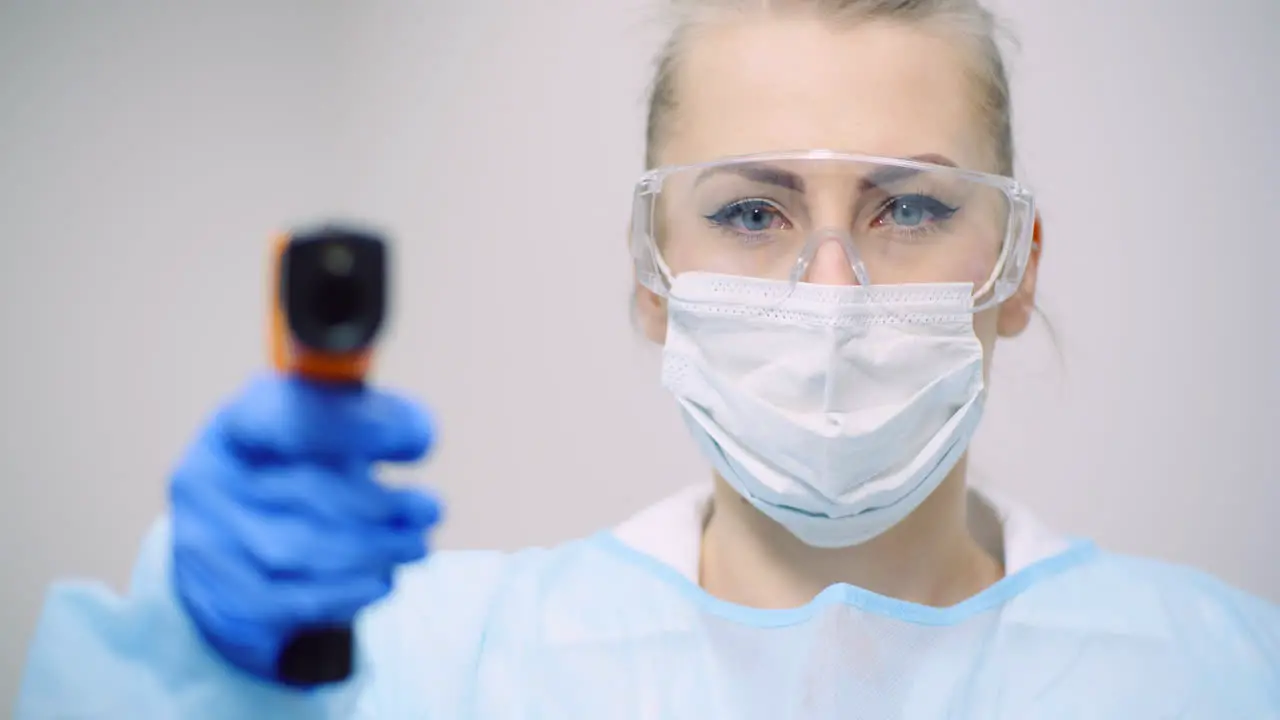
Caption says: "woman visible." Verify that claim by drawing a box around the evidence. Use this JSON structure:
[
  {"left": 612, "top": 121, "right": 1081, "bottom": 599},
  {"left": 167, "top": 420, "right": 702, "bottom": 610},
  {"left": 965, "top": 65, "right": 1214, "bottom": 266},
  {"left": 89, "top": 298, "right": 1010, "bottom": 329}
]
[{"left": 18, "top": 0, "right": 1279, "bottom": 717}]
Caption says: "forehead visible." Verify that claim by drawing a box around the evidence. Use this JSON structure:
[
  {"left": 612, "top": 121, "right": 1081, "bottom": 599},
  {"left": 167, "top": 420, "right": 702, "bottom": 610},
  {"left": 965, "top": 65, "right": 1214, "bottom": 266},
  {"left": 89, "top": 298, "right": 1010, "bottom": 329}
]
[{"left": 662, "top": 16, "right": 987, "bottom": 170}]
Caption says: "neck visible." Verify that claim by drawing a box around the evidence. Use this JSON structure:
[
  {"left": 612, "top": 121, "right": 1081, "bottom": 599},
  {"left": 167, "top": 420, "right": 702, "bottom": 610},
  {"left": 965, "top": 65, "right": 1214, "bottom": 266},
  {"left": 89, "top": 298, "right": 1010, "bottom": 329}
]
[{"left": 698, "top": 458, "right": 1004, "bottom": 609}]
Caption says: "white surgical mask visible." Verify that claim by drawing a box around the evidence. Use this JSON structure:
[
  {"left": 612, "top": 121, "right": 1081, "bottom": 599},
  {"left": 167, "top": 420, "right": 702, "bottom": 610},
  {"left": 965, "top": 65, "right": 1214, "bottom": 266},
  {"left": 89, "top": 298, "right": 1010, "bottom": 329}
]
[{"left": 661, "top": 273, "right": 987, "bottom": 548}]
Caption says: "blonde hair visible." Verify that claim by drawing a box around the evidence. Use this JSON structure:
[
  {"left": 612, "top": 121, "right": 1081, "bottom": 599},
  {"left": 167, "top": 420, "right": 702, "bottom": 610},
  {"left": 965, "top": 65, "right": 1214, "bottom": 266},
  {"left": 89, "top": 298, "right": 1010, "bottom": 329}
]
[{"left": 644, "top": 0, "right": 1016, "bottom": 175}]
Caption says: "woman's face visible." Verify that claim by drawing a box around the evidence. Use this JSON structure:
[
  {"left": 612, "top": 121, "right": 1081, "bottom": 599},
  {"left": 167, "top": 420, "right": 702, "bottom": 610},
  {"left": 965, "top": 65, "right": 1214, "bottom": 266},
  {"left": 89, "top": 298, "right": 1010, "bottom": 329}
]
[{"left": 636, "top": 14, "right": 1039, "bottom": 364}]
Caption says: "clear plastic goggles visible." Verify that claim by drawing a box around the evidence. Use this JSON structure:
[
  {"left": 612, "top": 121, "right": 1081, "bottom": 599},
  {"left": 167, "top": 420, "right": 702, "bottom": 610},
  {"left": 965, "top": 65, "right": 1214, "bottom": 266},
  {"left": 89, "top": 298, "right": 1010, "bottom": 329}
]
[{"left": 630, "top": 150, "right": 1037, "bottom": 312}]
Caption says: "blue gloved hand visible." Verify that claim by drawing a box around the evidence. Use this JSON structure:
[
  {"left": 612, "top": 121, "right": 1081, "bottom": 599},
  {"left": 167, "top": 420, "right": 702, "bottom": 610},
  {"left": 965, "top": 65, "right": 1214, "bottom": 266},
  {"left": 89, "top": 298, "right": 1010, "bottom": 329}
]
[{"left": 169, "top": 374, "right": 442, "bottom": 686}]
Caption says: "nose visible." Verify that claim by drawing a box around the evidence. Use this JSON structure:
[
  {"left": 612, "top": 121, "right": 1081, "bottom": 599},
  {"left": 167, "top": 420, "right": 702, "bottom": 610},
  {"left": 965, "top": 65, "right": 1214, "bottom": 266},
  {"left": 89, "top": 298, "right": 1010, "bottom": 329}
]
[{"left": 804, "top": 235, "right": 860, "bottom": 286}]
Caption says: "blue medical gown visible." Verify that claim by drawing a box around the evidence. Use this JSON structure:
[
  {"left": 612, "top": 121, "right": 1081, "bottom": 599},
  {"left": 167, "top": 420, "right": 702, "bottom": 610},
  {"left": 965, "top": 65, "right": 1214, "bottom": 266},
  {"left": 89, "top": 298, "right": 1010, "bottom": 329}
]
[{"left": 17, "top": 519, "right": 1280, "bottom": 718}]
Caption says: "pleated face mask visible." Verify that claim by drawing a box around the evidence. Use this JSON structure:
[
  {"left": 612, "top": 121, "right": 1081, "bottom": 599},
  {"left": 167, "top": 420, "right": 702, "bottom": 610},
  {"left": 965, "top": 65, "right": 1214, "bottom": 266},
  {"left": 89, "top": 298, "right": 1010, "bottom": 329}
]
[{"left": 662, "top": 273, "right": 986, "bottom": 548}]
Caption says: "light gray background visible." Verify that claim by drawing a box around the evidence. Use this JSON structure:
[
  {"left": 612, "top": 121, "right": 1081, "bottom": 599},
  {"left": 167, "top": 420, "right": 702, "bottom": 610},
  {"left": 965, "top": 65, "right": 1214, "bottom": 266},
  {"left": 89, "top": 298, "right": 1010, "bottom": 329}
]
[{"left": 2, "top": 0, "right": 1277, "bottom": 706}]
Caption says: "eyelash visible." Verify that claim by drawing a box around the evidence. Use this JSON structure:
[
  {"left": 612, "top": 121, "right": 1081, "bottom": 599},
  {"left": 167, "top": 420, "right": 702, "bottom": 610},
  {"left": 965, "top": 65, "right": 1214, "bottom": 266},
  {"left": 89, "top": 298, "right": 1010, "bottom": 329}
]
[
  {"left": 704, "top": 195, "right": 959, "bottom": 242},
  {"left": 870, "top": 194, "right": 959, "bottom": 238},
  {"left": 704, "top": 198, "right": 789, "bottom": 243}
]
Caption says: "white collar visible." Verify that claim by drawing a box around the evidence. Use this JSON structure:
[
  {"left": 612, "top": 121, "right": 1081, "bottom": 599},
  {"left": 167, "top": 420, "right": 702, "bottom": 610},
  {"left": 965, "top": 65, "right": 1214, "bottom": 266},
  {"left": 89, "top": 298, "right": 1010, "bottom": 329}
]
[{"left": 611, "top": 483, "right": 1070, "bottom": 584}]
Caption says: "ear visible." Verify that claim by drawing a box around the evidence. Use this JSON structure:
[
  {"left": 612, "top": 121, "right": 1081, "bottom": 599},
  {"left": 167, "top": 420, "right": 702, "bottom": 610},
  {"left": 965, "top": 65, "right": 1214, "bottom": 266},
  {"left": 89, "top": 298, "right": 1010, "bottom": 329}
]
[
  {"left": 996, "top": 214, "right": 1043, "bottom": 338},
  {"left": 634, "top": 282, "right": 668, "bottom": 344}
]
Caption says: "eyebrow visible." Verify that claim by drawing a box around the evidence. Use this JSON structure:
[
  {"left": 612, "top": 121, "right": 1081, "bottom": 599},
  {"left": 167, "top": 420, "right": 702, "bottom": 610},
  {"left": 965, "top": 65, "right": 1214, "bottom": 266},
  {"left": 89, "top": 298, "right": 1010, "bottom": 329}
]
[
  {"left": 694, "top": 163, "right": 807, "bottom": 193},
  {"left": 859, "top": 154, "right": 958, "bottom": 191},
  {"left": 694, "top": 153, "right": 959, "bottom": 193}
]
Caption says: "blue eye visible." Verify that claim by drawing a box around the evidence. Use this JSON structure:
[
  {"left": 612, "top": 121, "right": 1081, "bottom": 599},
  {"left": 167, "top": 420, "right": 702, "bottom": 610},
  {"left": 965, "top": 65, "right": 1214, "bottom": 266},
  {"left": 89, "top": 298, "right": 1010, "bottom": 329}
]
[
  {"left": 875, "top": 194, "right": 957, "bottom": 229},
  {"left": 706, "top": 199, "right": 788, "bottom": 234}
]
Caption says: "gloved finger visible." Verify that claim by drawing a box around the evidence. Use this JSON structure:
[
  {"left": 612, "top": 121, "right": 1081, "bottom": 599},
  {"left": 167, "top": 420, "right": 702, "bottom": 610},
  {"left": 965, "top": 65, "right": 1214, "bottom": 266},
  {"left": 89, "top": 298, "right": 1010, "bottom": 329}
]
[
  {"left": 228, "top": 463, "right": 443, "bottom": 531},
  {"left": 172, "top": 508, "right": 269, "bottom": 630},
  {"left": 218, "top": 496, "right": 428, "bottom": 578},
  {"left": 250, "top": 517, "right": 429, "bottom": 577},
  {"left": 270, "top": 573, "right": 396, "bottom": 627},
  {"left": 218, "top": 374, "right": 434, "bottom": 464},
  {"left": 385, "top": 486, "right": 444, "bottom": 528},
  {"left": 170, "top": 426, "right": 241, "bottom": 512},
  {"left": 173, "top": 424, "right": 446, "bottom": 532},
  {"left": 175, "top": 532, "right": 394, "bottom": 630}
]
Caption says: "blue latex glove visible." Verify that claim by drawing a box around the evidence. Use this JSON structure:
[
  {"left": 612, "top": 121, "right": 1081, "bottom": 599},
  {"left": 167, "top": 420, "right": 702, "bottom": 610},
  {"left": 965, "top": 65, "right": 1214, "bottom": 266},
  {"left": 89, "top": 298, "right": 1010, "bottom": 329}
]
[{"left": 169, "top": 374, "right": 442, "bottom": 686}]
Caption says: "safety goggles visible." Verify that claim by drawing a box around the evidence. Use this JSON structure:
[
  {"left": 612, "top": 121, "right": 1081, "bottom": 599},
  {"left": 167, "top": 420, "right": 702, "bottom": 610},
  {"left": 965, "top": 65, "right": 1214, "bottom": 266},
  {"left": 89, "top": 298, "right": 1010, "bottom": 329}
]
[{"left": 630, "top": 150, "right": 1037, "bottom": 312}]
